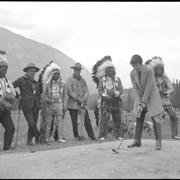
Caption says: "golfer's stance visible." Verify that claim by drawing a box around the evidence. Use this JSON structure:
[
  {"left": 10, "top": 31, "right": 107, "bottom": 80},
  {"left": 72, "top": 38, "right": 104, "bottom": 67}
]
[{"left": 127, "top": 54, "right": 164, "bottom": 150}]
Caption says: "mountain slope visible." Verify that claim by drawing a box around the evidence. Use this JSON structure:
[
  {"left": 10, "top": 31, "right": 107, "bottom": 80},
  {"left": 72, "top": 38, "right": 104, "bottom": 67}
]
[{"left": 0, "top": 27, "right": 96, "bottom": 94}]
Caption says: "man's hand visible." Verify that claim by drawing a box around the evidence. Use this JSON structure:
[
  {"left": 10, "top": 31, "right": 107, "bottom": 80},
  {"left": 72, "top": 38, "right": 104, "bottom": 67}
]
[
  {"left": 77, "top": 97, "right": 83, "bottom": 104},
  {"left": 115, "top": 91, "right": 120, "bottom": 97},
  {"left": 164, "top": 90, "right": 171, "bottom": 97},
  {"left": 102, "top": 93, "right": 111, "bottom": 100},
  {"left": 137, "top": 102, "right": 146, "bottom": 118},
  {"left": 45, "top": 97, "right": 52, "bottom": 105},
  {"left": 137, "top": 104, "right": 143, "bottom": 118},
  {"left": 140, "top": 102, "right": 146, "bottom": 109},
  {"left": 0, "top": 99, "right": 12, "bottom": 111}
]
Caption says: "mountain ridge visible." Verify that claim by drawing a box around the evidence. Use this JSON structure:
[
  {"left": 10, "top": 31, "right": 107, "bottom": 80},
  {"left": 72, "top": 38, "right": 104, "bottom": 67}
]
[{"left": 0, "top": 27, "right": 96, "bottom": 94}]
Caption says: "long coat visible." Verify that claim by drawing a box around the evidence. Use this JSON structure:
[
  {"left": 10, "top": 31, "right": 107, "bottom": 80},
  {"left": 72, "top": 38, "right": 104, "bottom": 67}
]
[
  {"left": 130, "top": 64, "right": 164, "bottom": 117},
  {"left": 66, "top": 75, "right": 89, "bottom": 110}
]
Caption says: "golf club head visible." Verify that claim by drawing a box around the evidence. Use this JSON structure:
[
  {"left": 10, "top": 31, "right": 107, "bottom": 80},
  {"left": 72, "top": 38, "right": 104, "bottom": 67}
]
[{"left": 112, "top": 148, "right": 119, "bottom": 153}]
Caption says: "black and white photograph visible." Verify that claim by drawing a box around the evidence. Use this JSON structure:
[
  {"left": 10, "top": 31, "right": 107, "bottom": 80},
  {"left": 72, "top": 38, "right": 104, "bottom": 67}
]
[{"left": 0, "top": 1, "right": 180, "bottom": 179}]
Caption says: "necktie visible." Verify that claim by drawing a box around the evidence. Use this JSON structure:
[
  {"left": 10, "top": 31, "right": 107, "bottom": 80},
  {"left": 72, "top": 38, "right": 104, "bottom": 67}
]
[{"left": 137, "top": 71, "right": 141, "bottom": 84}]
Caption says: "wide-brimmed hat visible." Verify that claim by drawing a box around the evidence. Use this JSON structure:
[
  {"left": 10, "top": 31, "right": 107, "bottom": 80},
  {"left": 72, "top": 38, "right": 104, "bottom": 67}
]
[
  {"left": 23, "top": 63, "right": 40, "bottom": 72},
  {"left": 71, "top": 63, "right": 83, "bottom": 70}
]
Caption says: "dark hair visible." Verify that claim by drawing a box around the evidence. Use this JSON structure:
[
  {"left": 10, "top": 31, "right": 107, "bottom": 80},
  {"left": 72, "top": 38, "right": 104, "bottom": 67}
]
[{"left": 130, "top": 54, "right": 143, "bottom": 65}]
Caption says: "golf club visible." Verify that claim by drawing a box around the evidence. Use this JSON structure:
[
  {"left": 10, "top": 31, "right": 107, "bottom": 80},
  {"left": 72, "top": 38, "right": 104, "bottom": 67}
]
[
  {"left": 112, "top": 116, "right": 136, "bottom": 153},
  {"left": 112, "top": 108, "right": 143, "bottom": 153}
]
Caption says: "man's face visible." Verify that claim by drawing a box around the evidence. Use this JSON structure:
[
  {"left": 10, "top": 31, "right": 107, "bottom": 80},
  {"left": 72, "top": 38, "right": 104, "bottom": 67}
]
[
  {"left": 0, "top": 66, "right": 7, "bottom": 78},
  {"left": 52, "top": 72, "right": 60, "bottom": 81},
  {"left": 26, "top": 68, "right": 36, "bottom": 79},
  {"left": 132, "top": 63, "right": 141, "bottom": 72},
  {"left": 155, "top": 67, "right": 164, "bottom": 77},
  {"left": 106, "top": 67, "right": 114, "bottom": 77},
  {"left": 74, "top": 68, "right": 81, "bottom": 75}
]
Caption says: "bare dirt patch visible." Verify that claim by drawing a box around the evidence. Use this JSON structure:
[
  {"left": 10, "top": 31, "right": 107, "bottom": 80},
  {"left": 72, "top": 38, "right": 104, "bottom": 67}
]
[{"left": 0, "top": 139, "right": 180, "bottom": 179}]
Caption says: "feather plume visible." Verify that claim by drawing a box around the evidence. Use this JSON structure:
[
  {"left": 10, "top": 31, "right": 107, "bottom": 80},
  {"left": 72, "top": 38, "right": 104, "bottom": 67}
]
[
  {"left": 92, "top": 55, "right": 115, "bottom": 88},
  {"left": 38, "top": 61, "right": 61, "bottom": 94},
  {"left": 145, "top": 56, "right": 164, "bottom": 70},
  {"left": 0, "top": 50, "right": 8, "bottom": 62}
]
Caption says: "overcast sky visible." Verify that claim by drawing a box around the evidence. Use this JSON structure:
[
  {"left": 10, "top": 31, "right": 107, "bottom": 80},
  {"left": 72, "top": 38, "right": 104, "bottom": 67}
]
[{"left": 1, "top": 1, "right": 180, "bottom": 88}]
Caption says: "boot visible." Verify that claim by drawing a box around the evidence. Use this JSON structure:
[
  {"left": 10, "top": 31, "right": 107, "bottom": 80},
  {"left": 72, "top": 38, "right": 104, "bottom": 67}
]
[
  {"left": 153, "top": 120, "right": 162, "bottom": 150},
  {"left": 171, "top": 116, "right": 180, "bottom": 140},
  {"left": 155, "top": 141, "right": 161, "bottom": 150},
  {"left": 27, "top": 132, "right": 33, "bottom": 145},
  {"left": 127, "top": 118, "right": 143, "bottom": 148},
  {"left": 127, "top": 140, "right": 141, "bottom": 148}
]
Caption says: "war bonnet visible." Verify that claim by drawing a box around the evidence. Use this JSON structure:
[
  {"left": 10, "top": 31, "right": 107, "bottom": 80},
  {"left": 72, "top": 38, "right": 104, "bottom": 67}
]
[
  {"left": 0, "top": 50, "right": 8, "bottom": 68},
  {"left": 38, "top": 61, "right": 61, "bottom": 94},
  {"left": 92, "top": 55, "right": 115, "bottom": 88},
  {"left": 145, "top": 56, "right": 164, "bottom": 70}
]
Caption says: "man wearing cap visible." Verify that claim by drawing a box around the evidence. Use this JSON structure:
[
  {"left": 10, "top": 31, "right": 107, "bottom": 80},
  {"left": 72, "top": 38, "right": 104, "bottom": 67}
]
[
  {"left": 13, "top": 63, "right": 41, "bottom": 146},
  {"left": 127, "top": 54, "right": 164, "bottom": 150},
  {"left": 66, "top": 62, "right": 96, "bottom": 140},
  {"left": 0, "top": 50, "right": 16, "bottom": 150}
]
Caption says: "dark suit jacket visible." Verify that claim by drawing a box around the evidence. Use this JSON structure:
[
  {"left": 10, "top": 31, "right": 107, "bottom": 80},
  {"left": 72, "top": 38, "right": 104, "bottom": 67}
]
[{"left": 13, "top": 76, "right": 41, "bottom": 110}]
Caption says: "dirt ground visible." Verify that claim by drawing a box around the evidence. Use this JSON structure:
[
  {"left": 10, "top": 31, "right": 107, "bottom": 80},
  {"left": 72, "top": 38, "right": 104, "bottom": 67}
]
[{"left": 0, "top": 139, "right": 180, "bottom": 179}]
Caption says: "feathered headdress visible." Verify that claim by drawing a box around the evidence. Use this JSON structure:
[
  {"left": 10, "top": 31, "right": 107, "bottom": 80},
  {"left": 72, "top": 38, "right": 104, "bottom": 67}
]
[
  {"left": 0, "top": 50, "right": 8, "bottom": 68},
  {"left": 38, "top": 61, "right": 61, "bottom": 94},
  {"left": 145, "top": 56, "right": 164, "bottom": 70},
  {"left": 92, "top": 55, "right": 115, "bottom": 88}
]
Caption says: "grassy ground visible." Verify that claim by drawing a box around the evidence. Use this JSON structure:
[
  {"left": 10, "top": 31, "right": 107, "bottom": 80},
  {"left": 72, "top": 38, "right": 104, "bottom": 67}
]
[{"left": 0, "top": 110, "right": 179, "bottom": 154}]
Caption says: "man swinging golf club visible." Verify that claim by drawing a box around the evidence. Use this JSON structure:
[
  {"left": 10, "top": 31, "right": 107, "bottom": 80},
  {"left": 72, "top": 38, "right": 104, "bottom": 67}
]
[{"left": 127, "top": 54, "right": 165, "bottom": 150}]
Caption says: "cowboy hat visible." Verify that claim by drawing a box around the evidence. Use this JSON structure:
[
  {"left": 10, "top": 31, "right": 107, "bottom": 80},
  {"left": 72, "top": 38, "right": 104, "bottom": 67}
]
[
  {"left": 71, "top": 63, "right": 83, "bottom": 70},
  {"left": 23, "top": 63, "right": 40, "bottom": 72}
]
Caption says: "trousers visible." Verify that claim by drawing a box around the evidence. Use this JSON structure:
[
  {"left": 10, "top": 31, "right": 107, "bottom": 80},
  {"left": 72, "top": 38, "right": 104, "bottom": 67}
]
[
  {"left": 69, "top": 109, "right": 95, "bottom": 139},
  {"left": 0, "top": 110, "right": 15, "bottom": 150},
  {"left": 23, "top": 102, "right": 40, "bottom": 143}
]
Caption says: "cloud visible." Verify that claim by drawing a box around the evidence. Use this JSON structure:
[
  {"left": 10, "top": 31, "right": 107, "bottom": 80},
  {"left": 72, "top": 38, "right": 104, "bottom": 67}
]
[
  {"left": 0, "top": 2, "right": 180, "bottom": 88},
  {"left": 0, "top": 6, "right": 36, "bottom": 31}
]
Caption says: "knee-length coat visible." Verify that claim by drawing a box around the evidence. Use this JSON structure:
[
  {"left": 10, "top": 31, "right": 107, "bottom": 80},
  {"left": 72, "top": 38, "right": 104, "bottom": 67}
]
[{"left": 130, "top": 64, "right": 164, "bottom": 117}]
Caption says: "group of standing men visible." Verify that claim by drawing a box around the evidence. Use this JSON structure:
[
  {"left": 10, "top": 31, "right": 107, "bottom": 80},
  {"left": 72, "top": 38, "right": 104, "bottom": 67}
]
[
  {"left": 0, "top": 49, "right": 179, "bottom": 151},
  {"left": 0, "top": 51, "right": 97, "bottom": 151}
]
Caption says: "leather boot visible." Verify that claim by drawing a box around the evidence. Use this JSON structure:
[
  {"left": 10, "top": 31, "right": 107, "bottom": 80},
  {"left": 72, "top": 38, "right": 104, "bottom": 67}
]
[
  {"left": 171, "top": 116, "right": 180, "bottom": 140},
  {"left": 155, "top": 141, "right": 161, "bottom": 150},
  {"left": 171, "top": 116, "right": 176, "bottom": 137},
  {"left": 127, "top": 117, "right": 144, "bottom": 148},
  {"left": 153, "top": 120, "right": 162, "bottom": 150},
  {"left": 127, "top": 140, "right": 141, "bottom": 148}
]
